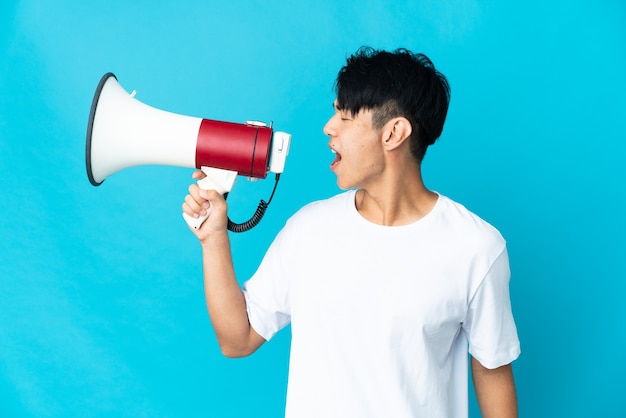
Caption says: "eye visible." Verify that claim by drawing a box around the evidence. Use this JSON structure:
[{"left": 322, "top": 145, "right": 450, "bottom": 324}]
[{"left": 339, "top": 111, "right": 352, "bottom": 121}]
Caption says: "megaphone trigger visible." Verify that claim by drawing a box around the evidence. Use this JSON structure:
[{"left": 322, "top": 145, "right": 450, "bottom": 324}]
[{"left": 196, "top": 167, "right": 238, "bottom": 195}]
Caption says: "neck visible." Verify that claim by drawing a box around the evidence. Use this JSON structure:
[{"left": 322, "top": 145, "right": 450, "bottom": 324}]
[{"left": 355, "top": 164, "right": 438, "bottom": 227}]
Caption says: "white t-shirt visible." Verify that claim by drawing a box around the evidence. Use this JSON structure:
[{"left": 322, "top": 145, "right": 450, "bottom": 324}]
[{"left": 243, "top": 190, "right": 520, "bottom": 418}]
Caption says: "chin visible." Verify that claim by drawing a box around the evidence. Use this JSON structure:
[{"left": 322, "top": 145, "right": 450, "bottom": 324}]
[
  {"left": 334, "top": 171, "right": 360, "bottom": 191},
  {"left": 335, "top": 179, "right": 356, "bottom": 191}
]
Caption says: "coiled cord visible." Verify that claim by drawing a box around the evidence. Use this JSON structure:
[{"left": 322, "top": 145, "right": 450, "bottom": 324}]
[{"left": 225, "top": 174, "right": 281, "bottom": 233}]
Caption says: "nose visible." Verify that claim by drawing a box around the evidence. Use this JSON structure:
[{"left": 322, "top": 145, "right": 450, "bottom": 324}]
[{"left": 323, "top": 113, "right": 337, "bottom": 137}]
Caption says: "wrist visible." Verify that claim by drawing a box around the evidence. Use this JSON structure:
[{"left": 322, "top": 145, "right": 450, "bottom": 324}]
[{"left": 199, "top": 229, "right": 230, "bottom": 249}]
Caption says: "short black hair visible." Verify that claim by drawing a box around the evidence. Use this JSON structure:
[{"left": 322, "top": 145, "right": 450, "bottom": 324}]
[{"left": 334, "top": 47, "right": 451, "bottom": 162}]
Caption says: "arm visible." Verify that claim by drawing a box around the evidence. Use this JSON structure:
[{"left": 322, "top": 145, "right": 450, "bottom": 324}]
[
  {"left": 183, "top": 171, "right": 266, "bottom": 358},
  {"left": 471, "top": 356, "right": 518, "bottom": 418}
]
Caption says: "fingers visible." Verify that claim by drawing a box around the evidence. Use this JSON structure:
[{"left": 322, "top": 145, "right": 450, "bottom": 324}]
[
  {"left": 192, "top": 169, "right": 206, "bottom": 180},
  {"left": 182, "top": 195, "right": 208, "bottom": 219},
  {"left": 183, "top": 171, "right": 229, "bottom": 236},
  {"left": 183, "top": 184, "right": 208, "bottom": 217},
  {"left": 182, "top": 184, "right": 225, "bottom": 219}
]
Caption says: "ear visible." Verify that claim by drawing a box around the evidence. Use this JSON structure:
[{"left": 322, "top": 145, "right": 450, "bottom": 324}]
[{"left": 382, "top": 117, "right": 412, "bottom": 151}]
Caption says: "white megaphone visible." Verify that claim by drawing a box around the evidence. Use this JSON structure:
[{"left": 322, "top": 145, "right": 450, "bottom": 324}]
[{"left": 86, "top": 73, "right": 291, "bottom": 232}]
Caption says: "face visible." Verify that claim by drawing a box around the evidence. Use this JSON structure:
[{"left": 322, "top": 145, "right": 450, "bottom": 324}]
[{"left": 323, "top": 101, "right": 385, "bottom": 190}]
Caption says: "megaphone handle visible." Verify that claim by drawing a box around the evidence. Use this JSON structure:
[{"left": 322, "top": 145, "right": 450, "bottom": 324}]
[{"left": 183, "top": 167, "right": 238, "bottom": 230}]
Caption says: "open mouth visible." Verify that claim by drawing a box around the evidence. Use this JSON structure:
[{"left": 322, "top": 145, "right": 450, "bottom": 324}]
[{"left": 330, "top": 149, "right": 342, "bottom": 169}]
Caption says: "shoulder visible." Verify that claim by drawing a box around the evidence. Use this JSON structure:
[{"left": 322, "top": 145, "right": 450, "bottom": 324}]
[
  {"left": 272, "top": 190, "right": 356, "bottom": 241},
  {"left": 265, "top": 191, "right": 355, "bottom": 250},
  {"left": 289, "top": 190, "right": 355, "bottom": 223},
  {"left": 435, "top": 194, "right": 506, "bottom": 253}
]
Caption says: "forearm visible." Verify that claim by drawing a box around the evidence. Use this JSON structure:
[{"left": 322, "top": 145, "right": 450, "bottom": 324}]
[
  {"left": 201, "top": 231, "right": 261, "bottom": 357},
  {"left": 182, "top": 183, "right": 264, "bottom": 357},
  {"left": 472, "top": 357, "right": 518, "bottom": 418}
]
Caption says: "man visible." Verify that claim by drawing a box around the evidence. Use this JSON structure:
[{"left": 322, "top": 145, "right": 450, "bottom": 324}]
[{"left": 182, "top": 47, "right": 520, "bottom": 417}]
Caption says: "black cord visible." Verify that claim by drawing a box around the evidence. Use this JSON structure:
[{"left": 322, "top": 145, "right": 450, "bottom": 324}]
[{"left": 225, "top": 173, "right": 281, "bottom": 233}]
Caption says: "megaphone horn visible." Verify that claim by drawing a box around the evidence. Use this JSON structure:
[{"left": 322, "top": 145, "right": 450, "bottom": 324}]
[{"left": 85, "top": 73, "right": 291, "bottom": 232}]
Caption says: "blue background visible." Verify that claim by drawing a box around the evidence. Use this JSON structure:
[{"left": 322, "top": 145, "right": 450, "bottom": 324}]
[{"left": 1, "top": 1, "right": 625, "bottom": 416}]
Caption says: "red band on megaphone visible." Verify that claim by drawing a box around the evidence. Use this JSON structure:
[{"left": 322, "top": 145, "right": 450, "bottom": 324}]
[{"left": 196, "top": 119, "right": 272, "bottom": 179}]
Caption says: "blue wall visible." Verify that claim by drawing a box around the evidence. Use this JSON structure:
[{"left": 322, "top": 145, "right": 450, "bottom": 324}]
[{"left": 1, "top": 1, "right": 624, "bottom": 416}]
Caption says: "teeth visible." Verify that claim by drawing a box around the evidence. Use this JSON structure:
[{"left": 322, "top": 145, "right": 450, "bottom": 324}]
[{"left": 331, "top": 149, "right": 336, "bottom": 154}]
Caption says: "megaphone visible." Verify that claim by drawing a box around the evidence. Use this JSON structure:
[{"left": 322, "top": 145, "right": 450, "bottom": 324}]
[{"left": 86, "top": 73, "right": 291, "bottom": 232}]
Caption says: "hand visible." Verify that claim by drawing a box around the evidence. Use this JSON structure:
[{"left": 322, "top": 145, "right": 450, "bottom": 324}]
[{"left": 182, "top": 170, "right": 229, "bottom": 241}]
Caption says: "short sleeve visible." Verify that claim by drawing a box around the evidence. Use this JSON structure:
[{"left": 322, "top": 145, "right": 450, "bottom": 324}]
[
  {"left": 463, "top": 247, "right": 521, "bottom": 369},
  {"left": 242, "top": 224, "right": 293, "bottom": 341}
]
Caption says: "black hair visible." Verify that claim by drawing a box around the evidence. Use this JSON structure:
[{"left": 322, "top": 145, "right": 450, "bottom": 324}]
[{"left": 334, "top": 46, "right": 451, "bottom": 162}]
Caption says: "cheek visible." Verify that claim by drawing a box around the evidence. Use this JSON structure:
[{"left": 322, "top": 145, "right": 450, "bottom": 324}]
[{"left": 361, "top": 140, "right": 384, "bottom": 164}]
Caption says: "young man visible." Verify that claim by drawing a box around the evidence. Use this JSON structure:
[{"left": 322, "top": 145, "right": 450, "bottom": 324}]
[{"left": 182, "top": 47, "right": 520, "bottom": 418}]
